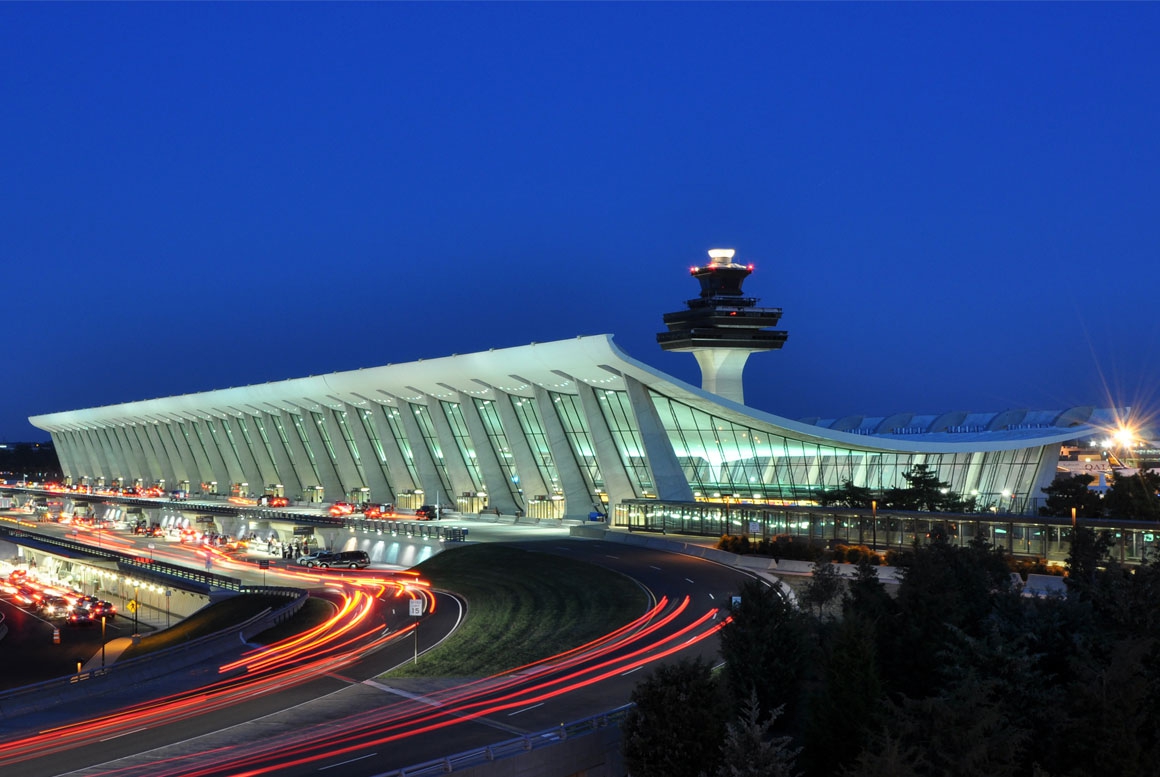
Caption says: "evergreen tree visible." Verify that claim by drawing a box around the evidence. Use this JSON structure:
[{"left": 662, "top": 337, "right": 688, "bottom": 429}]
[
  {"left": 719, "top": 578, "right": 813, "bottom": 728},
  {"left": 1104, "top": 469, "right": 1160, "bottom": 520},
  {"left": 714, "top": 692, "right": 801, "bottom": 777},
  {"left": 803, "top": 615, "right": 883, "bottom": 775},
  {"left": 621, "top": 657, "right": 728, "bottom": 777},
  {"left": 1064, "top": 525, "right": 1115, "bottom": 599},
  {"left": 881, "top": 464, "right": 969, "bottom": 512},
  {"left": 802, "top": 560, "right": 844, "bottom": 619},
  {"left": 1039, "top": 473, "right": 1103, "bottom": 518}
]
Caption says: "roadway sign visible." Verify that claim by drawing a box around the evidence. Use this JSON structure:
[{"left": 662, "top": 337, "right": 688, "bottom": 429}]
[
  {"left": 53, "top": 627, "right": 60, "bottom": 644},
  {"left": 409, "top": 599, "right": 423, "bottom": 617},
  {"left": 258, "top": 559, "right": 270, "bottom": 570},
  {"left": 126, "top": 599, "right": 138, "bottom": 613}
]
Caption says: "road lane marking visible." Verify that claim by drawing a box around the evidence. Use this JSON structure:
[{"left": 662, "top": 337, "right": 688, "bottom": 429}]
[
  {"left": 708, "top": 593, "right": 715, "bottom": 599},
  {"left": 621, "top": 666, "right": 642, "bottom": 676},
  {"left": 605, "top": 554, "right": 619, "bottom": 559},
  {"left": 685, "top": 578, "right": 695, "bottom": 584},
  {"left": 649, "top": 565, "right": 661, "bottom": 571},
  {"left": 508, "top": 702, "right": 545, "bottom": 716},
  {"left": 362, "top": 679, "right": 445, "bottom": 707},
  {"left": 100, "top": 726, "right": 147, "bottom": 742},
  {"left": 320, "top": 752, "right": 376, "bottom": 770}
]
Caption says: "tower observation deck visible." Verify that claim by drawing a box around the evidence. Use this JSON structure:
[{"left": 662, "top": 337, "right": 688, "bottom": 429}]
[{"left": 656, "top": 248, "right": 787, "bottom": 405}]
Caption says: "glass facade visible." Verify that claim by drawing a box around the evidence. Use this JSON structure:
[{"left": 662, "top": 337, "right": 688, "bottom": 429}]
[
  {"left": 651, "top": 392, "right": 1047, "bottom": 511},
  {"left": 550, "top": 392, "right": 604, "bottom": 501},
  {"left": 596, "top": 389, "right": 654, "bottom": 497},
  {"left": 441, "top": 401, "right": 484, "bottom": 492},
  {"left": 474, "top": 398, "right": 523, "bottom": 505},
  {"left": 509, "top": 396, "right": 561, "bottom": 496},
  {"left": 410, "top": 403, "right": 453, "bottom": 497}
]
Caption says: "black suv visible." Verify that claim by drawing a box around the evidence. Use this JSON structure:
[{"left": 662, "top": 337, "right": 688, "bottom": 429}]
[
  {"left": 304, "top": 550, "right": 370, "bottom": 569},
  {"left": 414, "top": 505, "right": 440, "bottom": 520}
]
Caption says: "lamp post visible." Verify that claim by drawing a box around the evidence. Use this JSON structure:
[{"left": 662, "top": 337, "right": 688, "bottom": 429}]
[
  {"left": 871, "top": 500, "right": 878, "bottom": 550},
  {"left": 101, "top": 616, "right": 106, "bottom": 668},
  {"left": 133, "top": 582, "right": 139, "bottom": 636}
]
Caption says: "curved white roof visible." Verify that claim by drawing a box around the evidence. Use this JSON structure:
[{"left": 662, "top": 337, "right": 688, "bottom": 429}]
[{"left": 30, "top": 335, "right": 1105, "bottom": 455}]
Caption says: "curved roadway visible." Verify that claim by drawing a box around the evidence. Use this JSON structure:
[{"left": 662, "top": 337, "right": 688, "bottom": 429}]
[{"left": 1, "top": 524, "right": 759, "bottom": 777}]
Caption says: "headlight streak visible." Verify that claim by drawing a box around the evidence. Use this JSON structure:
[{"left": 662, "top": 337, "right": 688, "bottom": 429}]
[
  {"left": 2, "top": 528, "right": 728, "bottom": 777},
  {"left": 82, "top": 598, "right": 728, "bottom": 777}
]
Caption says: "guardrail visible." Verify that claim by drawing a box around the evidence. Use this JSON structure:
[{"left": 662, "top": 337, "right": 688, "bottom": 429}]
[{"left": 378, "top": 704, "right": 633, "bottom": 776}]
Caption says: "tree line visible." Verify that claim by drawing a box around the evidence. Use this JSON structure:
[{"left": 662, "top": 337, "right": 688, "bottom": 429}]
[{"left": 622, "top": 527, "right": 1160, "bottom": 777}]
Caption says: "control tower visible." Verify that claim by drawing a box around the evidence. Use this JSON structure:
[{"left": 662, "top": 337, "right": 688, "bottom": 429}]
[{"left": 656, "top": 248, "right": 787, "bottom": 405}]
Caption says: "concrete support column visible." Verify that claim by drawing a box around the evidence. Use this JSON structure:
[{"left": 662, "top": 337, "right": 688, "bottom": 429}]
[
  {"left": 50, "top": 431, "right": 79, "bottom": 481},
  {"left": 152, "top": 421, "right": 190, "bottom": 485},
  {"left": 343, "top": 403, "right": 395, "bottom": 504},
  {"left": 393, "top": 398, "right": 452, "bottom": 507},
  {"left": 424, "top": 398, "right": 477, "bottom": 502},
  {"left": 175, "top": 419, "right": 215, "bottom": 490},
  {"left": 574, "top": 380, "right": 636, "bottom": 507},
  {"left": 205, "top": 418, "right": 246, "bottom": 488},
  {"left": 190, "top": 419, "right": 231, "bottom": 494},
  {"left": 322, "top": 407, "right": 366, "bottom": 497},
  {"left": 87, "top": 428, "right": 117, "bottom": 483},
  {"left": 292, "top": 408, "right": 347, "bottom": 501},
  {"left": 222, "top": 417, "right": 264, "bottom": 496},
  {"left": 143, "top": 423, "right": 178, "bottom": 487},
  {"left": 367, "top": 405, "right": 416, "bottom": 493},
  {"left": 275, "top": 410, "right": 326, "bottom": 498},
  {"left": 113, "top": 426, "right": 149, "bottom": 483},
  {"left": 624, "top": 376, "right": 694, "bottom": 502},
  {"left": 236, "top": 416, "right": 279, "bottom": 491},
  {"left": 258, "top": 412, "right": 305, "bottom": 500}
]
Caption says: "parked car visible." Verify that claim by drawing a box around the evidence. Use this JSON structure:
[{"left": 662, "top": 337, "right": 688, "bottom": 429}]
[
  {"left": 296, "top": 551, "right": 335, "bottom": 567},
  {"left": 327, "top": 550, "right": 370, "bottom": 569},
  {"left": 328, "top": 502, "right": 356, "bottom": 517}
]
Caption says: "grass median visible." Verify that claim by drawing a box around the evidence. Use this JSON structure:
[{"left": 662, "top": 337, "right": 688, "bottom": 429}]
[{"left": 386, "top": 543, "right": 649, "bottom": 678}]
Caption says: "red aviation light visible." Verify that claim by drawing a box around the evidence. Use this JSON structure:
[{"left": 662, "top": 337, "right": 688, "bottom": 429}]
[{"left": 747, "top": 264, "right": 754, "bottom": 270}]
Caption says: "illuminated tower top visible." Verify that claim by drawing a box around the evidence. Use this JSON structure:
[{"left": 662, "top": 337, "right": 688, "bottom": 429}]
[{"left": 656, "top": 248, "right": 787, "bottom": 404}]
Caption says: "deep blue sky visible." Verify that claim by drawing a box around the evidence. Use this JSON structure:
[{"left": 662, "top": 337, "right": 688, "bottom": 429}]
[{"left": 4, "top": 2, "right": 1159, "bottom": 442}]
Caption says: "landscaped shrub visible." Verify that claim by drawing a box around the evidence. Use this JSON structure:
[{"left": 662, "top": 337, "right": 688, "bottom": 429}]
[
  {"left": 1007, "top": 556, "right": 1065, "bottom": 580},
  {"left": 834, "top": 543, "right": 882, "bottom": 565}
]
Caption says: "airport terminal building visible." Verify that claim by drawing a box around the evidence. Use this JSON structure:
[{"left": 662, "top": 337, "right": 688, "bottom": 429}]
[{"left": 28, "top": 251, "right": 1112, "bottom": 521}]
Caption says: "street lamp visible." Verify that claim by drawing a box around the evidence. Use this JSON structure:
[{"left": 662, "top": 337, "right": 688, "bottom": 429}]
[
  {"left": 101, "top": 615, "right": 107, "bottom": 668},
  {"left": 871, "top": 500, "right": 878, "bottom": 549}
]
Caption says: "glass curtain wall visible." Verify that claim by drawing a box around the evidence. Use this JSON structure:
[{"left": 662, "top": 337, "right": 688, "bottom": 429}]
[
  {"left": 509, "top": 396, "right": 562, "bottom": 496},
  {"left": 650, "top": 391, "right": 1046, "bottom": 509},
  {"left": 332, "top": 409, "right": 368, "bottom": 487},
  {"left": 595, "top": 389, "right": 654, "bottom": 497},
  {"left": 548, "top": 392, "right": 604, "bottom": 501},
  {"left": 473, "top": 398, "right": 523, "bottom": 506},
  {"left": 440, "top": 401, "right": 484, "bottom": 491},
  {"left": 358, "top": 408, "right": 396, "bottom": 493},
  {"left": 382, "top": 406, "right": 421, "bottom": 489},
  {"left": 409, "top": 403, "right": 454, "bottom": 498}
]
